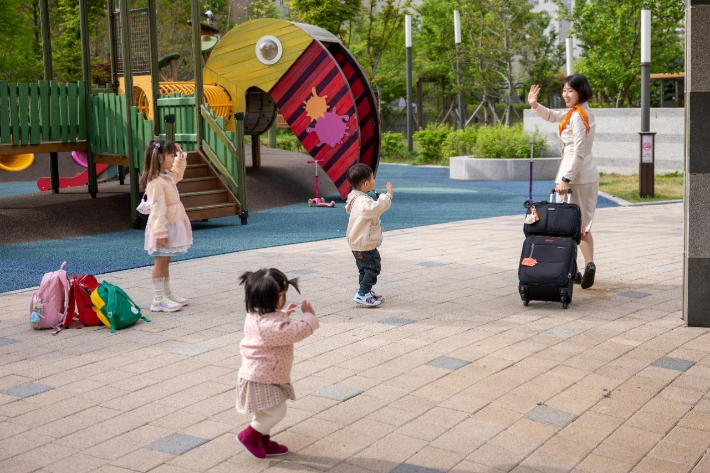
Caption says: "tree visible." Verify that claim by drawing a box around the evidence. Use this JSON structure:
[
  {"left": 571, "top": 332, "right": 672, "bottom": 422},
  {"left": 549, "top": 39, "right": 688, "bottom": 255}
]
[
  {"left": 520, "top": 11, "right": 565, "bottom": 107},
  {"left": 554, "top": 0, "right": 685, "bottom": 107},
  {"left": 469, "top": 0, "right": 554, "bottom": 125},
  {"left": 0, "top": 0, "right": 43, "bottom": 82},
  {"left": 53, "top": 0, "right": 106, "bottom": 82},
  {"left": 288, "top": 0, "right": 361, "bottom": 39},
  {"left": 351, "top": 0, "right": 411, "bottom": 115},
  {"left": 232, "top": 0, "right": 280, "bottom": 24}
]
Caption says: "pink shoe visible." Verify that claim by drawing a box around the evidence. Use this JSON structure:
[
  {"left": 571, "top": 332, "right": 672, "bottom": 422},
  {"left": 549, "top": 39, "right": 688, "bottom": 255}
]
[
  {"left": 237, "top": 426, "right": 266, "bottom": 459},
  {"left": 262, "top": 435, "right": 289, "bottom": 456}
]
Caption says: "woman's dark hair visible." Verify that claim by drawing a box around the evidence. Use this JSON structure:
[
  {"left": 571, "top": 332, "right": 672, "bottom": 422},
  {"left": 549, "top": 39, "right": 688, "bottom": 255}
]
[
  {"left": 139, "top": 139, "right": 177, "bottom": 189},
  {"left": 239, "top": 268, "right": 300, "bottom": 314},
  {"left": 563, "top": 74, "right": 593, "bottom": 104},
  {"left": 347, "top": 163, "right": 374, "bottom": 189}
]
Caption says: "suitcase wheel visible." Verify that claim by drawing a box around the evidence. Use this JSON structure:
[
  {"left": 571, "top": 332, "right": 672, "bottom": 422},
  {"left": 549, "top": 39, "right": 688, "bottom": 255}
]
[
  {"left": 561, "top": 289, "right": 571, "bottom": 309},
  {"left": 523, "top": 300, "right": 529, "bottom": 307}
]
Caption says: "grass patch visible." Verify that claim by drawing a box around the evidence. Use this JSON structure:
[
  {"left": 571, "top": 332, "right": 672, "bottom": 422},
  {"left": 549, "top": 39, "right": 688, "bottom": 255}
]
[{"left": 599, "top": 172, "right": 684, "bottom": 203}]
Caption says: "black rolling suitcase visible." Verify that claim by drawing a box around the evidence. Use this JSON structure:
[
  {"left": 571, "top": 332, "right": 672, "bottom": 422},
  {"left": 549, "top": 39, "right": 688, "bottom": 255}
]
[{"left": 518, "top": 190, "right": 581, "bottom": 309}]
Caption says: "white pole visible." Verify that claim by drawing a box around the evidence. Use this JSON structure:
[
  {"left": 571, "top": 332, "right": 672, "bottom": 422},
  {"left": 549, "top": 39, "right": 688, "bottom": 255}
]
[
  {"left": 641, "top": 8, "right": 651, "bottom": 64},
  {"left": 405, "top": 14, "right": 412, "bottom": 48},
  {"left": 406, "top": 14, "right": 413, "bottom": 150},
  {"left": 454, "top": 10, "right": 464, "bottom": 128},
  {"left": 565, "top": 37, "right": 574, "bottom": 76},
  {"left": 453, "top": 10, "right": 461, "bottom": 45}
]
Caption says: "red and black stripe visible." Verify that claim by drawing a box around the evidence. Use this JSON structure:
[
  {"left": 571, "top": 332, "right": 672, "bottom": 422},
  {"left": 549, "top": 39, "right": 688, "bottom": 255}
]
[
  {"left": 328, "top": 43, "right": 380, "bottom": 175},
  {"left": 271, "top": 41, "right": 360, "bottom": 199}
]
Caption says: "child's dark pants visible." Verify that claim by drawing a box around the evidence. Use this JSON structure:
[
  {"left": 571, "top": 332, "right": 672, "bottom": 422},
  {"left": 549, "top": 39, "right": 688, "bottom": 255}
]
[{"left": 353, "top": 249, "right": 381, "bottom": 294}]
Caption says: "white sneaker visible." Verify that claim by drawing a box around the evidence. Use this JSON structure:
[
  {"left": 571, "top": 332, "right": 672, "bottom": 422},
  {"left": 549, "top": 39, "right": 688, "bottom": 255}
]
[
  {"left": 166, "top": 292, "right": 189, "bottom": 306},
  {"left": 150, "top": 297, "right": 183, "bottom": 312},
  {"left": 353, "top": 292, "right": 382, "bottom": 307}
]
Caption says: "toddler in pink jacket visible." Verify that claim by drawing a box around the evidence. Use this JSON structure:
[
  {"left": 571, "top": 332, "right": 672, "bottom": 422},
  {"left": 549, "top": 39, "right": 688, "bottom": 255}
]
[{"left": 236, "top": 268, "right": 319, "bottom": 459}]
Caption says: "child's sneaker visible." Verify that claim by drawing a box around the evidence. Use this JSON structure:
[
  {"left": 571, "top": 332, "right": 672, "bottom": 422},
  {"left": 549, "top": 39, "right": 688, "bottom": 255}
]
[
  {"left": 150, "top": 297, "right": 183, "bottom": 312},
  {"left": 166, "top": 292, "right": 189, "bottom": 306},
  {"left": 354, "top": 292, "right": 382, "bottom": 307},
  {"left": 237, "top": 426, "right": 266, "bottom": 459},
  {"left": 371, "top": 289, "right": 384, "bottom": 302},
  {"left": 262, "top": 435, "right": 289, "bottom": 456}
]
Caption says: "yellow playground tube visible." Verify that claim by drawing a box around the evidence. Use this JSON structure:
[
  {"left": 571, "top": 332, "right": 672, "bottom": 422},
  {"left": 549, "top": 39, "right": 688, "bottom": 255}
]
[
  {"left": 120, "top": 76, "right": 232, "bottom": 121},
  {"left": 0, "top": 153, "right": 35, "bottom": 172}
]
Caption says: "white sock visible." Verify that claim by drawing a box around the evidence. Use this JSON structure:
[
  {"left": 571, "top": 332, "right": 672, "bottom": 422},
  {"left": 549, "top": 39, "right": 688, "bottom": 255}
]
[
  {"left": 152, "top": 278, "right": 165, "bottom": 300},
  {"left": 163, "top": 277, "right": 172, "bottom": 297}
]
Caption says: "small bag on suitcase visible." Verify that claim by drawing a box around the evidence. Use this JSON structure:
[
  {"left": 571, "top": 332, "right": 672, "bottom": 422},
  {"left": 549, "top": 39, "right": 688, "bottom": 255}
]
[
  {"left": 518, "top": 235, "right": 577, "bottom": 309},
  {"left": 524, "top": 190, "right": 582, "bottom": 244}
]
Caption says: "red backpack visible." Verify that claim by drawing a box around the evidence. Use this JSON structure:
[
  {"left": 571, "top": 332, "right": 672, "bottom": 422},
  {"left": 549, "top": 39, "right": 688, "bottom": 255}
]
[{"left": 63, "top": 274, "right": 102, "bottom": 328}]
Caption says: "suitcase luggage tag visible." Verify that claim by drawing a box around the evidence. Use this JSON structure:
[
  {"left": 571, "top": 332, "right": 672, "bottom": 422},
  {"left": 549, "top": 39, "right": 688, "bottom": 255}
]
[
  {"left": 524, "top": 206, "right": 540, "bottom": 225},
  {"left": 522, "top": 243, "right": 537, "bottom": 267}
]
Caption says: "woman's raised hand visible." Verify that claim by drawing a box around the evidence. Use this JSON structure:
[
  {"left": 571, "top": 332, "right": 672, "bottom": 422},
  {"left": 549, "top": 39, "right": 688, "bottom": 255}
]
[{"left": 528, "top": 85, "right": 540, "bottom": 109}]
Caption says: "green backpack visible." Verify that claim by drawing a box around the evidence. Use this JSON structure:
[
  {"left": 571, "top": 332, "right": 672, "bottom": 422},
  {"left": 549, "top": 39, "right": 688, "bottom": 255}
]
[{"left": 90, "top": 282, "right": 150, "bottom": 333}]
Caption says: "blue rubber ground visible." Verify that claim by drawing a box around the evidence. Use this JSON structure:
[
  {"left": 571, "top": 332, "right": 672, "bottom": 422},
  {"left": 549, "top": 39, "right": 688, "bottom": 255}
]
[
  {"left": 0, "top": 164, "right": 616, "bottom": 293},
  {"left": 0, "top": 182, "right": 40, "bottom": 198}
]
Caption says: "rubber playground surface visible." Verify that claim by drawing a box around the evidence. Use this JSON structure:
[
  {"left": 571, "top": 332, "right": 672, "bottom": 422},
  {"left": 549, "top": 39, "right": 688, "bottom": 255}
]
[{"left": 0, "top": 164, "right": 616, "bottom": 293}]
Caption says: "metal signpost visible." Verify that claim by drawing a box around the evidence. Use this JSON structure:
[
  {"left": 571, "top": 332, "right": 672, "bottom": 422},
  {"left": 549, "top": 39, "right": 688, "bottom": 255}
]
[{"left": 640, "top": 8, "right": 654, "bottom": 198}]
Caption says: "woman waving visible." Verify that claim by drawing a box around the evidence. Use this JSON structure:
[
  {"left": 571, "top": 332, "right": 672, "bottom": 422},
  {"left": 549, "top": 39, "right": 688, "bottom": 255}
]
[{"left": 528, "top": 75, "right": 598, "bottom": 289}]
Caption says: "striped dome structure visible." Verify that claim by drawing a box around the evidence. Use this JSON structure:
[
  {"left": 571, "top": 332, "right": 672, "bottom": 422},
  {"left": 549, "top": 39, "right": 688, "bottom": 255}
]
[{"left": 204, "top": 19, "right": 380, "bottom": 199}]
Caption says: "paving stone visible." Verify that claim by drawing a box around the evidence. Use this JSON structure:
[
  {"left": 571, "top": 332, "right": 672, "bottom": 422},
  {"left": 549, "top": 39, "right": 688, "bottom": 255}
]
[
  {"left": 1, "top": 382, "right": 54, "bottom": 398},
  {"left": 481, "top": 247, "right": 503, "bottom": 252},
  {"left": 146, "top": 433, "right": 209, "bottom": 456},
  {"left": 594, "top": 230, "right": 618, "bottom": 234},
  {"left": 418, "top": 262, "right": 444, "bottom": 268},
  {"left": 0, "top": 338, "right": 20, "bottom": 347},
  {"left": 314, "top": 248, "right": 336, "bottom": 253},
  {"left": 647, "top": 267, "right": 674, "bottom": 273},
  {"left": 652, "top": 357, "right": 696, "bottom": 372},
  {"left": 504, "top": 277, "right": 520, "bottom": 283},
  {"left": 525, "top": 405, "right": 578, "bottom": 429},
  {"left": 380, "top": 318, "right": 415, "bottom": 326},
  {"left": 397, "top": 248, "right": 420, "bottom": 252},
  {"left": 540, "top": 328, "right": 581, "bottom": 340},
  {"left": 313, "top": 385, "right": 364, "bottom": 402},
  {"left": 619, "top": 291, "right": 652, "bottom": 299},
  {"left": 426, "top": 357, "right": 471, "bottom": 371},
  {"left": 170, "top": 345, "right": 214, "bottom": 357},
  {"left": 374, "top": 284, "right": 397, "bottom": 291},
  {"left": 390, "top": 464, "right": 445, "bottom": 473},
  {"left": 292, "top": 269, "right": 317, "bottom": 275}
]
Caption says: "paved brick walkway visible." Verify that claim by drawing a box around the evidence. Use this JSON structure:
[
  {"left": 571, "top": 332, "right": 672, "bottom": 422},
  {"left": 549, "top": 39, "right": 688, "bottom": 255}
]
[{"left": 2, "top": 202, "right": 707, "bottom": 473}]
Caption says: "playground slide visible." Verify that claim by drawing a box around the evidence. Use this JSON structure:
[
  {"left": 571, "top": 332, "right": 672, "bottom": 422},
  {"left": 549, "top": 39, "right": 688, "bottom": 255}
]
[
  {"left": 0, "top": 154, "right": 35, "bottom": 172},
  {"left": 36, "top": 151, "right": 114, "bottom": 192},
  {"left": 36, "top": 164, "right": 111, "bottom": 191}
]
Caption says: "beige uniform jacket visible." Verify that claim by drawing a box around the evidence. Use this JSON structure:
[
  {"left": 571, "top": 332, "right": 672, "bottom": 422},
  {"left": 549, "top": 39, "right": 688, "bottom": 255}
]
[{"left": 533, "top": 102, "right": 599, "bottom": 185}]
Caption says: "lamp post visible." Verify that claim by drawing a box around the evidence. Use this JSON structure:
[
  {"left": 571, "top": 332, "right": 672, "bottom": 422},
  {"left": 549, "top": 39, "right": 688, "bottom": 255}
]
[
  {"left": 454, "top": 9, "right": 465, "bottom": 129},
  {"left": 406, "top": 14, "right": 413, "bottom": 151},
  {"left": 565, "top": 37, "right": 574, "bottom": 76},
  {"left": 639, "top": 8, "right": 654, "bottom": 198}
]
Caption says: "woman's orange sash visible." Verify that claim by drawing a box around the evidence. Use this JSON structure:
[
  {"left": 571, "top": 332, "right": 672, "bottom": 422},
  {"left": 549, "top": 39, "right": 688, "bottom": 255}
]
[{"left": 559, "top": 105, "right": 590, "bottom": 136}]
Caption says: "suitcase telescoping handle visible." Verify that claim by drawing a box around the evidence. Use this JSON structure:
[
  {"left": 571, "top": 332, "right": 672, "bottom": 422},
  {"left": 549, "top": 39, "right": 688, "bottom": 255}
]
[{"left": 549, "top": 189, "right": 573, "bottom": 203}]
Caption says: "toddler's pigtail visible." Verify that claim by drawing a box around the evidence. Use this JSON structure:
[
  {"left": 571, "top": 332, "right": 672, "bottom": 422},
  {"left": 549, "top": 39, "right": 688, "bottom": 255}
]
[
  {"left": 239, "top": 271, "right": 253, "bottom": 286},
  {"left": 288, "top": 278, "right": 300, "bottom": 294}
]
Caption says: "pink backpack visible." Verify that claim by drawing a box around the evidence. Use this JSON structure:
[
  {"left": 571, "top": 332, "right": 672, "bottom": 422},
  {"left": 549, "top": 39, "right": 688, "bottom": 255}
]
[{"left": 29, "top": 262, "right": 71, "bottom": 333}]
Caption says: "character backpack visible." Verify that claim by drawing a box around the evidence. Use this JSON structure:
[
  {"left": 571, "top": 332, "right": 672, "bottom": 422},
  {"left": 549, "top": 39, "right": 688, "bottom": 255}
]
[{"left": 29, "top": 262, "right": 71, "bottom": 333}]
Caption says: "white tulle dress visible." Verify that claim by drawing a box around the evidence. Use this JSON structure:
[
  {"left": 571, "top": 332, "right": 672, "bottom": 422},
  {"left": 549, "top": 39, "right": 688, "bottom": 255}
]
[{"left": 143, "top": 153, "right": 193, "bottom": 256}]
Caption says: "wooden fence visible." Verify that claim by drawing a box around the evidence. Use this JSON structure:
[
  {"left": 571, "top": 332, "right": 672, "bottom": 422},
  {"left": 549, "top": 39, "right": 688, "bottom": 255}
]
[{"left": 0, "top": 80, "right": 87, "bottom": 146}]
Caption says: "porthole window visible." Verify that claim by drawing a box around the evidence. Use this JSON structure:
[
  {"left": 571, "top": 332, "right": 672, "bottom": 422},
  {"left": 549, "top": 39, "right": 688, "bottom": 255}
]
[{"left": 256, "top": 35, "right": 283, "bottom": 65}]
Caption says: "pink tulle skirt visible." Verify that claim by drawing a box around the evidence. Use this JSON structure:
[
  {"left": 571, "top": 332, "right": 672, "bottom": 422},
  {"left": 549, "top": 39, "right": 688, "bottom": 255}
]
[{"left": 144, "top": 217, "right": 193, "bottom": 256}]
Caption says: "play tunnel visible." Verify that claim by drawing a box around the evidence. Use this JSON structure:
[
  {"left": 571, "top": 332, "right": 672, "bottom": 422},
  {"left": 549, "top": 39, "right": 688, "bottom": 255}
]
[{"left": 203, "top": 19, "right": 381, "bottom": 199}]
